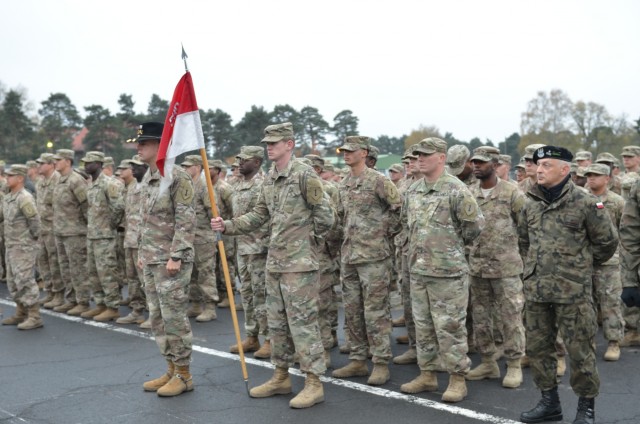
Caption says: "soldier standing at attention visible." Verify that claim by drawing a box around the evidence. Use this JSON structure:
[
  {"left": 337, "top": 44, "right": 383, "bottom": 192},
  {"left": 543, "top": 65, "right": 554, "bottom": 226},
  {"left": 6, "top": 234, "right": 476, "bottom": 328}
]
[
  {"left": 211, "top": 122, "right": 334, "bottom": 409},
  {"left": 136, "top": 122, "right": 197, "bottom": 397},
  {"left": 519, "top": 144, "right": 547, "bottom": 193},
  {"left": 518, "top": 146, "right": 617, "bottom": 424},
  {"left": 331, "top": 137, "right": 402, "bottom": 386},
  {"left": 398, "top": 138, "right": 483, "bottom": 403},
  {"left": 1, "top": 165, "right": 42, "bottom": 329}
]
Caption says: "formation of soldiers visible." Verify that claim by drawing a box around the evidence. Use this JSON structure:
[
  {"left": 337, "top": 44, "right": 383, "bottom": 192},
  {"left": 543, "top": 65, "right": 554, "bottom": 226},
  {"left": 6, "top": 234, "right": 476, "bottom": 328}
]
[{"left": 2, "top": 121, "right": 640, "bottom": 424}]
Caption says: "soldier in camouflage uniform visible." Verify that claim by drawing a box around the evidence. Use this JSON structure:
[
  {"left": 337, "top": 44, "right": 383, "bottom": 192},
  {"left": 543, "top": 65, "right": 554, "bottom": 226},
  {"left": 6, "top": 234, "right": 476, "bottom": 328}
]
[
  {"left": 182, "top": 155, "right": 218, "bottom": 322},
  {"left": 575, "top": 151, "right": 592, "bottom": 168},
  {"left": 620, "top": 179, "right": 640, "bottom": 324},
  {"left": 398, "top": 138, "right": 483, "bottom": 403},
  {"left": 365, "top": 145, "right": 379, "bottom": 170},
  {"left": 388, "top": 163, "right": 404, "bottom": 187},
  {"left": 519, "top": 144, "right": 546, "bottom": 193},
  {"left": 447, "top": 144, "right": 476, "bottom": 186},
  {"left": 594, "top": 152, "right": 622, "bottom": 195},
  {"left": 35, "top": 153, "right": 62, "bottom": 306},
  {"left": 518, "top": 146, "right": 618, "bottom": 424},
  {"left": 465, "top": 147, "right": 526, "bottom": 388},
  {"left": 52, "top": 149, "right": 90, "bottom": 314},
  {"left": 135, "top": 122, "right": 196, "bottom": 397},
  {"left": 211, "top": 122, "right": 334, "bottom": 409},
  {"left": 1, "top": 165, "right": 43, "bottom": 330}
]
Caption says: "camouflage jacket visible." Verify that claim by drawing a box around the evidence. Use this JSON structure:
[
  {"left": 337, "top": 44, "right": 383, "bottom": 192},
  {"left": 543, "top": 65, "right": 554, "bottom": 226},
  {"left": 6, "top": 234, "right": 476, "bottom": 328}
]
[
  {"left": 469, "top": 179, "right": 525, "bottom": 278},
  {"left": 620, "top": 179, "right": 640, "bottom": 287},
  {"left": 394, "top": 175, "right": 419, "bottom": 250},
  {"left": 139, "top": 167, "right": 196, "bottom": 266},
  {"left": 53, "top": 170, "right": 88, "bottom": 236},
  {"left": 589, "top": 189, "right": 624, "bottom": 267},
  {"left": 224, "top": 157, "right": 334, "bottom": 273},
  {"left": 193, "top": 176, "right": 215, "bottom": 245},
  {"left": 338, "top": 167, "right": 402, "bottom": 264},
  {"left": 621, "top": 172, "right": 640, "bottom": 200},
  {"left": 232, "top": 173, "right": 269, "bottom": 256},
  {"left": 214, "top": 178, "right": 234, "bottom": 220},
  {"left": 124, "top": 180, "right": 143, "bottom": 249},
  {"left": 518, "top": 177, "right": 536, "bottom": 194},
  {"left": 403, "top": 171, "right": 484, "bottom": 277},
  {"left": 2, "top": 188, "right": 40, "bottom": 246},
  {"left": 87, "top": 172, "right": 125, "bottom": 240},
  {"left": 35, "top": 171, "right": 60, "bottom": 235},
  {"left": 518, "top": 180, "right": 618, "bottom": 303}
]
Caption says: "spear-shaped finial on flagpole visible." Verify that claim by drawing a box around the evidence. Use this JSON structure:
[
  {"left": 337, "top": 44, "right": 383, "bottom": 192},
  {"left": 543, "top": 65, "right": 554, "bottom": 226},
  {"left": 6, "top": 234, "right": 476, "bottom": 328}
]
[{"left": 181, "top": 43, "right": 189, "bottom": 72}]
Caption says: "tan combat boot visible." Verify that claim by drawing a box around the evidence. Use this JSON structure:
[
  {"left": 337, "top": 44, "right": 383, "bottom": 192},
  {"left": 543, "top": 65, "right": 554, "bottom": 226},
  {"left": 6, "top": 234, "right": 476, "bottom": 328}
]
[
  {"left": 254, "top": 339, "right": 271, "bottom": 359},
  {"left": 186, "top": 303, "right": 202, "bottom": 318},
  {"left": 249, "top": 367, "right": 292, "bottom": 398},
  {"left": 139, "top": 318, "right": 152, "bottom": 329},
  {"left": 67, "top": 303, "right": 90, "bottom": 316},
  {"left": 2, "top": 302, "right": 27, "bottom": 325},
  {"left": 54, "top": 301, "right": 77, "bottom": 313},
  {"left": 331, "top": 360, "right": 369, "bottom": 378},
  {"left": 81, "top": 305, "right": 106, "bottom": 318},
  {"left": 556, "top": 356, "right": 566, "bottom": 377},
  {"left": 393, "top": 347, "right": 417, "bottom": 365},
  {"left": 367, "top": 364, "right": 390, "bottom": 385},
  {"left": 44, "top": 292, "right": 64, "bottom": 309},
  {"left": 339, "top": 344, "right": 350, "bottom": 354},
  {"left": 17, "top": 304, "right": 44, "bottom": 330},
  {"left": 217, "top": 297, "right": 230, "bottom": 308},
  {"left": 230, "top": 336, "right": 260, "bottom": 354},
  {"left": 143, "top": 361, "right": 174, "bottom": 391},
  {"left": 157, "top": 364, "right": 194, "bottom": 397},
  {"left": 396, "top": 335, "right": 409, "bottom": 344},
  {"left": 520, "top": 354, "right": 530, "bottom": 368},
  {"left": 442, "top": 374, "right": 467, "bottom": 403},
  {"left": 289, "top": 373, "right": 324, "bottom": 409},
  {"left": 466, "top": 355, "right": 500, "bottom": 380},
  {"left": 620, "top": 330, "right": 640, "bottom": 347},
  {"left": 400, "top": 371, "right": 438, "bottom": 394},
  {"left": 392, "top": 316, "right": 406, "bottom": 327},
  {"left": 94, "top": 307, "right": 120, "bottom": 322},
  {"left": 502, "top": 359, "right": 523, "bottom": 388},
  {"left": 195, "top": 303, "right": 217, "bottom": 322},
  {"left": 40, "top": 291, "right": 54, "bottom": 306},
  {"left": 116, "top": 309, "right": 145, "bottom": 324},
  {"left": 604, "top": 341, "right": 620, "bottom": 361}
]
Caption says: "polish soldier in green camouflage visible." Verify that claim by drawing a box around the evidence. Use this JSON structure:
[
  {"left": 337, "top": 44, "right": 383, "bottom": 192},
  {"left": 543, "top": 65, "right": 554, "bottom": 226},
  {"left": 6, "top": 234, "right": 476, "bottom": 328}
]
[
  {"left": 466, "top": 146, "right": 526, "bottom": 388},
  {"left": 399, "top": 138, "right": 484, "bottom": 403},
  {"left": 211, "top": 122, "right": 335, "bottom": 409},
  {"left": 332, "top": 136, "right": 402, "bottom": 386},
  {"left": 1, "top": 165, "right": 43, "bottom": 330},
  {"left": 518, "top": 146, "right": 618, "bottom": 424},
  {"left": 135, "top": 122, "right": 197, "bottom": 397}
]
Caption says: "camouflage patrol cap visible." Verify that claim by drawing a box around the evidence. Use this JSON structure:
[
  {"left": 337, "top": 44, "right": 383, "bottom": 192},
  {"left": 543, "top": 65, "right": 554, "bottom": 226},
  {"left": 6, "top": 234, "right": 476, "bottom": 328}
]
[
  {"left": 445, "top": 144, "right": 470, "bottom": 176},
  {"left": 130, "top": 155, "right": 145, "bottom": 166},
  {"left": 595, "top": 152, "right": 616, "bottom": 164},
  {"left": 36, "top": 153, "right": 56, "bottom": 164},
  {"left": 209, "top": 159, "right": 225, "bottom": 170},
  {"left": 585, "top": 163, "right": 611, "bottom": 176},
  {"left": 401, "top": 158, "right": 410, "bottom": 164},
  {"left": 515, "top": 158, "right": 526, "bottom": 169},
  {"left": 117, "top": 159, "right": 132, "bottom": 169},
  {"left": 237, "top": 145, "right": 265, "bottom": 160},
  {"left": 53, "top": 149, "right": 75, "bottom": 161},
  {"left": 498, "top": 154, "right": 512, "bottom": 165},
  {"left": 413, "top": 138, "right": 447, "bottom": 156},
  {"left": 523, "top": 144, "right": 546, "bottom": 160},
  {"left": 324, "top": 163, "right": 335, "bottom": 172},
  {"left": 262, "top": 122, "right": 294, "bottom": 143},
  {"left": 81, "top": 151, "right": 105, "bottom": 163},
  {"left": 304, "top": 154, "right": 325, "bottom": 169},
  {"left": 403, "top": 147, "right": 418, "bottom": 160},
  {"left": 298, "top": 157, "right": 313, "bottom": 166},
  {"left": 6, "top": 164, "right": 28, "bottom": 177},
  {"left": 104, "top": 157, "right": 115, "bottom": 167},
  {"left": 231, "top": 159, "right": 240, "bottom": 168},
  {"left": 570, "top": 162, "right": 578, "bottom": 173},
  {"left": 388, "top": 163, "right": 404, "bottom": 173},
  {"left": 576, "top": 167, "right": 587, "bottom": 178},
  {"left": 181, "top": 154, "right": 203, "bottom": 167},
  {"left": 575, "top": 151, "right": 592, "bottom": 161},
  {"left": 26, "top": 160, "right": 37, "bottom": 168},
  {"left": 367, "top": 145, "right": 379, "bottom": 159},
  {"left": 470, "top": 146, "right": 500, "bottom": 162},
  {"left": 621, "top": 146, "right": 640, "bottom": 157},
  {"left": 339, "top": 136, "right": 371, "bottom": 152}
]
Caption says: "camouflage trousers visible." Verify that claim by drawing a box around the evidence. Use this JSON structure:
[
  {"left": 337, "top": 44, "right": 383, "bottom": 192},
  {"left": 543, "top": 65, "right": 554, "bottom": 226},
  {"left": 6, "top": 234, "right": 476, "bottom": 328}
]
[
  {"left": 55, "top": 235, "right": 88, "bottom": 304},
  {"left": 342, "top": 258, "right": 393, "bottom": 364},
  {"left": 411, "top": 273, "right": 471, "bottom": 375},
  {"left": 87, "top": 238, "right": 122, "bottom": 309},
  {"left": 318, "top": 252, "right": 338, "bottom": 350},
  {"left": 124, "top": 247, "right": 146, "bottom": 311},
  {"left": 592, "top": 264, "right": 624, "bottom": 342},
  {"left": 6, "top": 244, "right": 39, "bottom": 307},
  {"left": 116, "top": 231, "right": 125, "bottom": 288},
  {"left": 238, "top": 253, "right": 268, "bottom": 338},
  {"left": 144, "top": 262, "right": 193, "bottom": 367},
  {"left": 525, "top": 301, "right": 600, "bottom": 397},
  {"left": 470, "top": 275, "right": 525, "bottom": 359},
  {"left": 0, "top": 232, "right": 5, "bottom": 280},
  {"left": 215, "top": 236, "right": 236, "bottom": 297},
  {"left": 266, "top": 270, "right": 325, "bottom": 375},
  {"left": 189, "top": 242, "right": 218, "bottom": 304},
  {"left": 37, "top": 232, "right": 63, "bottom": 294},
  {"left": 400, "top": 251, "right": 416, "bottom": 347}
]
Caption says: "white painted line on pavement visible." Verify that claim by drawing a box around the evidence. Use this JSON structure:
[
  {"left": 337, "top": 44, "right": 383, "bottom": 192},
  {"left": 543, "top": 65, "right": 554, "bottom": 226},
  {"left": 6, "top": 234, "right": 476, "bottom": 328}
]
[{"left": 0, "top": 299, "right": 520, "bottom": 424}]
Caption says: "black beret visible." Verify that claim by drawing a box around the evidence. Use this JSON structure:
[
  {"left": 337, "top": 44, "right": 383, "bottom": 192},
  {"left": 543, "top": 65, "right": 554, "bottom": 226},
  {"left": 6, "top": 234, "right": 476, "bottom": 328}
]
[
  {"left": 532, "top": 145, "right": 573, "bottom": 164},
  {"left": 133, "top": 122, "right": 164, "bottom": 142}
]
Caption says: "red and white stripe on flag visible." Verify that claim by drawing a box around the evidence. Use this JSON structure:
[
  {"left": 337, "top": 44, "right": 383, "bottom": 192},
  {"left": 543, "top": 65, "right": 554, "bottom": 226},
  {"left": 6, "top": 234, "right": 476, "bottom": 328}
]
[{"left": 157, "top": 71, "right": 205, "bottom": 177}]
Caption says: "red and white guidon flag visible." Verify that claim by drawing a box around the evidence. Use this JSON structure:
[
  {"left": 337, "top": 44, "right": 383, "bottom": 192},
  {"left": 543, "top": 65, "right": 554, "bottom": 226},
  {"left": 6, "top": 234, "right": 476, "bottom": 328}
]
[{"left": 157, "top": 71, "right": 205, "bottom": 177}]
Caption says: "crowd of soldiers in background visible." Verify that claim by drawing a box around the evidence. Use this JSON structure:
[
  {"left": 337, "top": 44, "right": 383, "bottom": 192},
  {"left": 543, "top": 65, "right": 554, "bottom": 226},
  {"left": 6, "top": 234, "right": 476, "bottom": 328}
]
[{"left": 2, "top": 128, "right": 640, "bottom": 421}]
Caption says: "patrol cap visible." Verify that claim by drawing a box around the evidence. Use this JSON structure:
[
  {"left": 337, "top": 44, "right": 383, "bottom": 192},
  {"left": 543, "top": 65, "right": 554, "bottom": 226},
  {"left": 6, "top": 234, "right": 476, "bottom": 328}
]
[
  {"left": 367, "top": 145, "right": 379, "bottom": 160},
  {"left": 403, "top": 147, "right": 418, "bottom": 160},
  {"left": 339, "top": 136, "right": 371, "bottom": 152},
  {"left": 26, "top": 160, "right": 37, "bottom": 168},
  {"left": 576, "top": 167, "right": 587, "bottom": 178},
  {"left": 575, "top": 151, "right": 592, "bottom": 161},
  {"left": 5, "top": 164, "right": 28, "bottom": 177},
  {"left": 470, "top": 146, "right": 500, "bottom": 162},
  {"left": 595, "top": 152, "right": 616, "bottom": 164},
  {"left": 621, "top": 146, "right": 640, "bottom": 157},
  {"left": 523, "top": 143, "right": 546, "bottom": 160},
  {"left": 104, "top": 156, "right": 115, "bottom": 168},
  {"left": 515, "top": 158, "right": 526, "bottom": 169},
  {"left": 81, "top": 151, "right": 105, "bottom": 163},
  {"left": 304, "top": 154, "right": 325, "bottom": 169},
  {"left": 413, "top": 138, "right": 448, "bottom": 155},
  {"left": 532, "top": 145, "right": 573, "bottom": 164},
  {"left": 117, "top": 159, "right": 132, "bottom": 170},
  {"left": 445, "top": 144, "right": 469, "bottom": 176},
  {"left": 388, "top": 163, "right": 404, "bottom": 173},
  {"left": 134, "top": 122, "right": 164, "bottom": 142},
  {"left": 52, "top": 149, "right": 75, "bottom": 161},
  {"left": 262, "top": 122, "right": 294, "bottom": 143},
  {"left": 36, "top": 153, "right": 56, "bottom": 164},
  {"left": 584, "top": 163, "right": 611, "bottom": 176},
  {"left": 324, "top": 163, "right": 335, "bottom": 172},
  {"left": 498, "top": 154, "right": 512, "bottom": 165},
  {"left": 298, "top": 157, "right": 312, "bottom": 166},
  {"left": 237, "top": 145, "right": 265, "bottom": 160},
  {"left": 181, "top": 154, "right": 203, "bottom": 167},
  {"left": 130, "top": 155, "right": 145, "bottom": 166},
  {"left": 231, "top": 159, "right": 240, "bottom": 168},
  {"left": 570, "top": 162, "right": 578, "bottom": 173},
  {"left": 209, "top": 159, "right": 225, "bottom": 170}
]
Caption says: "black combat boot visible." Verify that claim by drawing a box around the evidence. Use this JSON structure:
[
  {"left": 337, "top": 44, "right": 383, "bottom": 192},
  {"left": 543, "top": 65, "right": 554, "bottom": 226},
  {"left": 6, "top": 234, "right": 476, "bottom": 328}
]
[
  {"left": 520, "top": 386, "right": 563, "bottom": 423},
  {"left": 573, "top": 397, "right": 595, "bottom": 424}
]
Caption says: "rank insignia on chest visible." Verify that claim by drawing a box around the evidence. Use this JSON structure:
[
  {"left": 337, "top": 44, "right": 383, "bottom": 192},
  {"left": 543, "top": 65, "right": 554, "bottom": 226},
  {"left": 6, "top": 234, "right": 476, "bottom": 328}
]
[{"left": 596, "top": 202, "right": 604, "bottom": 209}]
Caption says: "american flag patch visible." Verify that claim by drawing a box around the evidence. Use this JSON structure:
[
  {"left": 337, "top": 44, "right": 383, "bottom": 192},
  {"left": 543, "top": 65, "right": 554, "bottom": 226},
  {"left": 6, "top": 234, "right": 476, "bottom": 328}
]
[{"left": 596, "top": 202, "right": 604, "bottom": 209}]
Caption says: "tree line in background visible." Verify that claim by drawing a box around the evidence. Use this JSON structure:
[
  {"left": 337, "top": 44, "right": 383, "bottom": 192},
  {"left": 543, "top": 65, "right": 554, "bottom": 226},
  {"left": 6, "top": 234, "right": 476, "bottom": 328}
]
[{"left": 0, "top": 82, "right": 639, "bottom": 168}]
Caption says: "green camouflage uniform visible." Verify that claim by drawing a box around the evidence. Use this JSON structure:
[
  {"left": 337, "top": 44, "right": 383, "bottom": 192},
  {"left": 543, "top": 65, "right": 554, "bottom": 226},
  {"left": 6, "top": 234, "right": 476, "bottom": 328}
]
[
  {"left": 189, "top": 175, "right": 218, "bottom": 305},
  {"left": 619, "top": 172, "right": 640, "bottom": 331},
  {"left": 620, "top": 180, "right": 640, "bottom": 329},
  {"left": 123, "top": 179, "right": 145, "bottom": 311},
  {"left": 139, "top": 167, "right": 195, "bottom": 367},
  {"left": 36, "top": 170, "right": 63, "bottom": 296},
  {"left": 212, "top": 178, "right": 236, "bottom": 300}
]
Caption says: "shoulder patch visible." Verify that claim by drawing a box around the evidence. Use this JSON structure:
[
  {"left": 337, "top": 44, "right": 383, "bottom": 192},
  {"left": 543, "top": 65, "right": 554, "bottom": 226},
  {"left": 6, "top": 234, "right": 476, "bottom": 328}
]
[
  {"left": 459, "top": 196, "right": 479, "bottom": 220},
  {"left": 306, "top": 176, "right": 324, "bottom": 206},
  {"left": 108, "top": 182, "right": 120, "bottom": 199},
  {"left": 383, "top": 179, "right": 401, "bottom": 204},
  {"left": 75, "top": 187, "right": 87, "bottom": 203},
  {"left": 21, "top": 199, "right": 37, "bottom": 219},
  {"left": 176, "top": 176, "right": 194, "bottom": 204}
]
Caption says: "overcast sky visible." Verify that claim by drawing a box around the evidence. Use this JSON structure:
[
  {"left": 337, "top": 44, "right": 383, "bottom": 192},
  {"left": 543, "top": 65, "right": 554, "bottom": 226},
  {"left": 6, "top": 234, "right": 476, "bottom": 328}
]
[{"left": 2, "top": 0, "right": 639, "bottom": 143}]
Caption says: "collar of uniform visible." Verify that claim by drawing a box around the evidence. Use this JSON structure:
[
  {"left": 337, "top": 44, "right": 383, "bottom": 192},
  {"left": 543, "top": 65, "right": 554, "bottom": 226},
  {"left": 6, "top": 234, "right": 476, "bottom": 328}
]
[
  {"left": 415, "top": 171, "right": 449, "bottom": 193},
  {"left": 528, "top": 177, "right": 574, "bottom": 205},
  {"left": 90, "top": 172, "right": 107, "bottom": 186},
  {"left": 270, "top": 156, "right": 295, "bottom": 180},
  {"left": 472, "top": 178, "right": 504, "bottom": 200},
  {"left": 147, "top": 168, "right": 161, "bottom": 183}
]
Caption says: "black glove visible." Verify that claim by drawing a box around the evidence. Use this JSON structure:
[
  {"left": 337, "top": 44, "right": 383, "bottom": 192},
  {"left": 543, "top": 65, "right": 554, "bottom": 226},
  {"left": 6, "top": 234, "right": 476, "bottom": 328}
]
[{"left": 621, "top": 287, "right": 640, "bottom": 307}]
